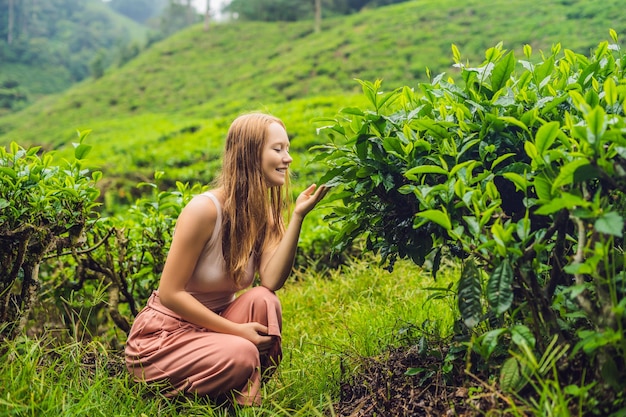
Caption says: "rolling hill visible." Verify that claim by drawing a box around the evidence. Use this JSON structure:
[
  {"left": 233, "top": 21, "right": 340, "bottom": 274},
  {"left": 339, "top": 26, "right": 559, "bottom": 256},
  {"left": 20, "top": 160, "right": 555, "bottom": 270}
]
[{"left": 0, "top": 0, "right": 624, "bottom": 203}]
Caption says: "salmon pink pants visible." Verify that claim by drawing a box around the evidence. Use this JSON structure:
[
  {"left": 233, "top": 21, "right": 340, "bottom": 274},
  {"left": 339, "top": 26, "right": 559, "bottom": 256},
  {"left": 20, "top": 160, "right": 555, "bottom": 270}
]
[{"left": 124, "top": 286, "right": 282, "bottom": 406}]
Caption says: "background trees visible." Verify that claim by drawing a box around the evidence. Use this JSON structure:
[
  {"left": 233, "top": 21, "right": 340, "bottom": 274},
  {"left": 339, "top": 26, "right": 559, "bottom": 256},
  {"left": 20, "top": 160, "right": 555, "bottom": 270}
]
[
  {"left": 0, "top": 0, "right": 202, "bottom": 110},
  {"left": 223, "top": 0, "right": 410, "bottom": 21},
  {"left": 0, "top": 0, "right": 410, "bottom": 113},
  {"left": 0, "top": 0, "right": 149, "bottom": 110},
  {"left": 106, "top": 0, "right": 168, "bottom": 24}
]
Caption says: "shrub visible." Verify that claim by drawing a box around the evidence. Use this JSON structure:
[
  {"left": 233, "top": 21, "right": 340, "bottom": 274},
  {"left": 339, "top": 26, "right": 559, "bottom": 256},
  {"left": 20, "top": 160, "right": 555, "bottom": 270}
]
[
  {"left": 0, "top": 133, "right": 101, "bottom": 339},
  {"left": 0, "top": 135, "right": 201, "bottom": 343},
  {"left": 30, "top": 172, "right": 204, "bottom": 344},
  {"left": 314, "top": 32, "right": 626, "bottom": 413}
]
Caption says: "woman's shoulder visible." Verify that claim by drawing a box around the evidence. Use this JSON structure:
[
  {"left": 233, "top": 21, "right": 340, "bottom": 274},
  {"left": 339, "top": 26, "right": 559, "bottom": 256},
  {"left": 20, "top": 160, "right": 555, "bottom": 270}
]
[
  {"left": 177, "top": 191, "right": 221, "bottom": 228},
  {"left": 189, "top": 188, "right": 224, "bottom": 206},
  {"left": 195, "top": 190, "right": 223, "bottom": 208}
]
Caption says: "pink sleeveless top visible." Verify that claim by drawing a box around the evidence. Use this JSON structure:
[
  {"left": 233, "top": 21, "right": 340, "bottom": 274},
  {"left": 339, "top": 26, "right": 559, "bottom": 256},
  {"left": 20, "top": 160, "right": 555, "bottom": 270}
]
[{"left": 184, "top": 192, "right": 255, "bottom": 311}]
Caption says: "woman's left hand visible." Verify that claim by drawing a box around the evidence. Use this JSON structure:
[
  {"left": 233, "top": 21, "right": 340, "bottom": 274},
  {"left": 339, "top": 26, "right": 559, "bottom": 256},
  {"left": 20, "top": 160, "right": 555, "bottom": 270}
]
[{"left": 293, "top": 184, "right": 330, "bottom": 218}]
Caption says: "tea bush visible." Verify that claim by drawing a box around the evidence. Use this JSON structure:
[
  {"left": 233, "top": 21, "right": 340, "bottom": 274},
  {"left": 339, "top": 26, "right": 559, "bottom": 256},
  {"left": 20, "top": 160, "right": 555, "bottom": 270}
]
[
  {"left": 314, "top": 32, "right": 626, "bottom": 413},
  {"left": 0, "top": 133, "right": 101, "bottom": 339},
  {"left": 0, "top": 136, "right": 205, "bottom": 342}
]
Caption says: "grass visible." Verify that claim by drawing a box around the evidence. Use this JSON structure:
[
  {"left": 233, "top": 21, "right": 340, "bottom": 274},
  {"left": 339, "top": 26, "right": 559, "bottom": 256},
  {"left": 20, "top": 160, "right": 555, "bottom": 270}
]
[
  {"left": 2, "top": 1, "right": 625, "bottom": 414},
  {"left": 0, "top": 256, "right": 456, "bottom": 416}
]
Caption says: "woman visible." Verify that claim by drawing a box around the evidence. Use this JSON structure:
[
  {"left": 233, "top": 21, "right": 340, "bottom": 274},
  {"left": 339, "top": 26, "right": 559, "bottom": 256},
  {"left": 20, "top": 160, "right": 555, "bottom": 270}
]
[{"left": 125, "top": 112, "right": 328, "bottom": 406}]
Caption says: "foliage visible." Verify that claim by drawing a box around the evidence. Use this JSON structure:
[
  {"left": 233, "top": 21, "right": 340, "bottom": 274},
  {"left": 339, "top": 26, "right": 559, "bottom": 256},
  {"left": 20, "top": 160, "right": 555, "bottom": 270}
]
[
  {"left": 0, "top": 80, "right": 28, "bottom": 115},
  {"left": 313, "top": 33, "right": 626, "bottom": 413},
  {"left": 106, "top": 0, "right": 168, "bottom": 24},
  {"left": 51, "top": 174, "right": 204, "bottom": 338},
  {"left": 224, "top": 0, "right": 411, "bottom": 21},
  {"left": 0, "top": 133, "right": 101, "bottom": 339},
  {"left": 0, "top": 0, "right": 148, "bottom": 100},
  {"left": 2, "top": 169, "right": 204, "bottom": 343},
  {"left": 5, "top": 0, "right": 626, "bottom": 144},
  {"left": 225, "top": 0, "right": 314, "bottom": 22},
  {"left": 2, "top": 0, "right": 625, "bottom": 213},
  {"left": 0, "top": 137, "right": 199, "bottom": 341},
  {"left": 152, "top": 0, "right": 203, "bottom": 38}
]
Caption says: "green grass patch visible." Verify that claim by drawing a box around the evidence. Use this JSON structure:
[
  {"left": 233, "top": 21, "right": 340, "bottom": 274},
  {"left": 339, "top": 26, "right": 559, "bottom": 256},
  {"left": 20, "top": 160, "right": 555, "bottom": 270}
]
[{"left": 0, "top": 257, "right": 456, "bottom": 416}]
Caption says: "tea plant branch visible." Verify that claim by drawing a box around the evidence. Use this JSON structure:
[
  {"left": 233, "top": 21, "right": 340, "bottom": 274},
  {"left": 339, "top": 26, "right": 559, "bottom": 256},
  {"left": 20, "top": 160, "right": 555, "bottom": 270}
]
[
  {"left": 1, "top": 226, "right": 36, "bottom": 295},
  {"left": 63, "top": 264, "right": 96, "bottom": 291},
  {"left": 107, "top": 284, "right": 130, "bottom": 333},
  {"left": 13, "top": 231, "right": 58, "bottom": 337},
  {"left": 111, "top": 229, "right": 138, "bottom": 317},
  {"left": 15, "top": 262, "right": 40, "bottom": 337},
  {"left": 466, "top": 244, "right": 494, "bottom": 268},
  {"left": 597, "top": 163, "right": 626, "bottom": 194},
  {"left": 546, "top": 225, "right": 567, "bottom": 299},
  {"left": 520, "top": 210, "right": 568, "bottom": 264},
  {"left": 42, "top": 226, "right": 114, "bottom": 260},
  {"left": 0, "top": 222, "right": 35, "bottom": 237},
  {"left": 572, "top": 217, "right": 596, "bottom": 319},
  {"left": 516, "top": 270, "right": 545, "bottom": 343},
  {"left": 518, "top": 267, "right": 563, "bottom": 346},
  {"left": 78, "top": 253, "right": 134, "bottom": 331},
  {"left": 3, "top": 232, "right": 29, "bottom": 285}
]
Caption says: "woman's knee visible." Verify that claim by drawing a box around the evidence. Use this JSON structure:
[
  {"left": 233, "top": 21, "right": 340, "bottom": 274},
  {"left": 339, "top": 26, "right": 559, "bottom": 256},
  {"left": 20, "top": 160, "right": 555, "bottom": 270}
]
[
  {"left": 248, "top": 285, "right": 277, "bottom": 299},
  {"left": 229, "top": 337, "right": 261, "bottom": 374},
  {"left": 242, "top": 286, "right": 281, "bottom": 311}
]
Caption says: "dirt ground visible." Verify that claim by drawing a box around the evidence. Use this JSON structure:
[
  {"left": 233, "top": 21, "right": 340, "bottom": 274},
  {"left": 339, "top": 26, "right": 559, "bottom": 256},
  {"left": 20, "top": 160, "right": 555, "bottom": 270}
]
[{"left": 333, "top": 344, "right": 526, "bottom": 417}]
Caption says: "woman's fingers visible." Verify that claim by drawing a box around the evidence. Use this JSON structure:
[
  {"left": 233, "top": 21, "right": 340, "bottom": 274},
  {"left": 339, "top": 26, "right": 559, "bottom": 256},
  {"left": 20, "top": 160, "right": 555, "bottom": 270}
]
[
  {"left": 257, "top": 335, "right": 277, "bottom": 353},
  {"left": 294, "top": 184, "right": 330, "bottom": 216}
]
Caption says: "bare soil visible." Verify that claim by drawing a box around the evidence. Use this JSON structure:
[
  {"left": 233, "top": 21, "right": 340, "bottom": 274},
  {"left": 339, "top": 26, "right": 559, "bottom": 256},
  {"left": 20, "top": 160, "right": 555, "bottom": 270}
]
[{"left": 333, "top": 344, "right": 526, "bottom": 417}]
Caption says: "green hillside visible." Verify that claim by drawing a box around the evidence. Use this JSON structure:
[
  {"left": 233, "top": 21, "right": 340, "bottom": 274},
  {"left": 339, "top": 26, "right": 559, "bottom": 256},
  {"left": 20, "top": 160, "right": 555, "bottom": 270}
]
[
  {"left": 0, "top": 0, "right": 149, "bottom": 105},
  {"left": 0, "top": 0, "right": 624, "bottom": 200}
]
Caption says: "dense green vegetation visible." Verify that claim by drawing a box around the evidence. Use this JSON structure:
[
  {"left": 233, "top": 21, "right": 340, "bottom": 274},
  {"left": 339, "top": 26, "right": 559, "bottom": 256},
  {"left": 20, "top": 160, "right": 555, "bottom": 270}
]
[
  {"left": 2, "top": 0, "right": 625, "bottom": 204},
  {"left": 106, "top": 0, "right": 168, "bottom": 24},
  {"left": 0, "top": 0, "right": 149, "bottom": 108},
  {"left": 2, "top": 0, "right": 626, "bottom": 415},
  {"left": 224, "top": 0, "right": 409, "bottom": 21},
  {"left": 315, "top": 33, "right": 626, "bottom": 413}
]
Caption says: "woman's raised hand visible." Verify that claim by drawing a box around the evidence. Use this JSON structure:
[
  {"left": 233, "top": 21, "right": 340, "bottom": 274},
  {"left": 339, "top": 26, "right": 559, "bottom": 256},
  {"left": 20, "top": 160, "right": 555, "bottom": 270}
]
[{"left": 293, "top": 184, "right": 330, "bottom": 218}]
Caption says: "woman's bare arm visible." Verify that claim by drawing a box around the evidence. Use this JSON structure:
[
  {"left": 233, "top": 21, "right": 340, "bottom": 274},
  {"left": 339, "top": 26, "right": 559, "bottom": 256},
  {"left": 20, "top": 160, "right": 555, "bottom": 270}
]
[{"left": 259, "top": 184, "right": 329, "bottom": 291}]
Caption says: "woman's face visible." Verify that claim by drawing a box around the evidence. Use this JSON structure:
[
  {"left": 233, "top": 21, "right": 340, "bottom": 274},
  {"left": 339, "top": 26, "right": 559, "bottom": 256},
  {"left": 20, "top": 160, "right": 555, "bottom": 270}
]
[{"left": 261, "top": 122, "right": 292, "bottom": 187}]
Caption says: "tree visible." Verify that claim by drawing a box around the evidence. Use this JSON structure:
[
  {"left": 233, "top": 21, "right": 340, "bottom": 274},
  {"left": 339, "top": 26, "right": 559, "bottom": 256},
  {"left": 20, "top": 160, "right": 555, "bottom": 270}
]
[
  {"left": 314, "top": 0, "right": 321, "bottom": 33},
  {"left": 106, "top": 0, "right": 167, "bottom": 24},
  {"left": 225, "top": 0, "right": 312, "bottom": 22},
  {"left": 157, "top": 0, "right": 200, "bottom": 37},
  {"left": 0, "top": 0, "right": 153, "bottom": 101},
  {"left": 7, "top": 0, "right": 13, "bottom": 44},
  {"left": 204, "top": 0, "right": 211, "bottom": 31}
]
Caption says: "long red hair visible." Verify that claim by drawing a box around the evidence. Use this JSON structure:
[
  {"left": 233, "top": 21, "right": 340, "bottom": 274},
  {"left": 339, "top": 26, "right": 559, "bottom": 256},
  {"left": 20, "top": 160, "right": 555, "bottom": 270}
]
[{"left": 215, "top": 112, "right": 290, "bottom": 285}]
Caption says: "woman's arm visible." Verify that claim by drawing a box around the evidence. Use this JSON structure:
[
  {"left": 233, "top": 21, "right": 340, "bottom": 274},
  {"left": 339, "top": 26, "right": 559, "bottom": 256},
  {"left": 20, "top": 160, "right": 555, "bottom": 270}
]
[
  {"left": 158, "top": 196, "right": 271, "bottom": 347},
  {"left": 259, "top": 184, "right": 329, "bottom": 291}
]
